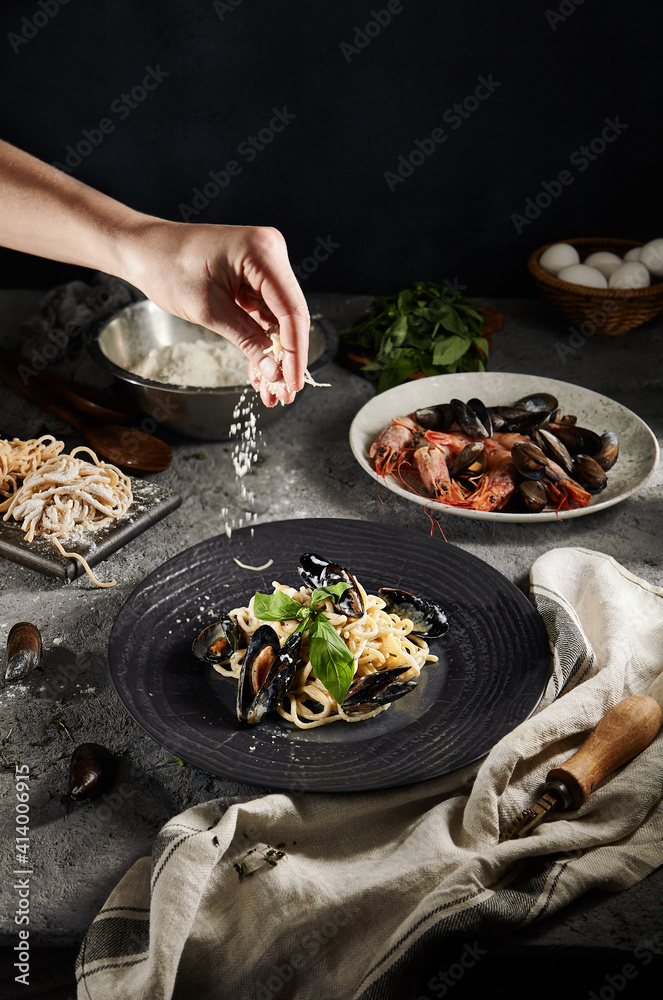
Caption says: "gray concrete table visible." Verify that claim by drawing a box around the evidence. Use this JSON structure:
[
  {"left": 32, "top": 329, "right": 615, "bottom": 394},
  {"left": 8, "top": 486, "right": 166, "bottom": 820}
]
[{"left": 0, "top": 290, "right": 661, "bottom": 968}]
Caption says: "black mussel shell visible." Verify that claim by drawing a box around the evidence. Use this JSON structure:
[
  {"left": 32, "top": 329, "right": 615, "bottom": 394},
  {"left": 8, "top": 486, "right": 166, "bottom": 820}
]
[
  {"left": 236, "top": 625, "right": 281, "bottom": 722},
  {"left": 511, "top": 441, "right": 549, "bottom": 480},
  {"left": 244, "top": 631, "right": 302, "bottom": 726},
  {"left": 192, "top": 616, "right": 242, "bottom": 665},
  {"left": 486, "top": 406, "right": 548, "bottom": 435},
  {"left": 298, "top": 553, "right": 365, "bottom": 618},
  {"left": 413, "top": 403, "right": 454, "bottom": 431},
  {"left": 573, "top": 454, "right": 608, "bottom": 494},
  {"left": 594, "top": 431, "right": 619, "bottom": 471},
  {"left": 466, "top": 398, "right": 493, "bottom": 438},
  {"left": 535, "top": 428, "right": 574, "bottom": 477},
  {"left": 449, "top": 442, "right": 487, "bottom": 481},
  {"left": 378, "top": 587, "right": 448, "bottom": 639},
  {"left": 341, "top": 668, "right": 417, "bottom": 715},
  {"left": 512, "top": 392, "right": 558, "bottom": 413},
  {"left": 517, "top": 480, "right": 547, "bottom": 512},
  {"left": 558, "top": 414, "right": 577, "bottom": 425},
  {"left": 450, "top": 398, "right": 491, "bottom": 439},
  {"left": 4, "top": 622, "right": 42, "bottom": 684},
  {"left": 548, "top": 422, "right": 602, "bottom": 456},
  {"left": 68, "top": 743, "right": 117, "bottom": 801}
]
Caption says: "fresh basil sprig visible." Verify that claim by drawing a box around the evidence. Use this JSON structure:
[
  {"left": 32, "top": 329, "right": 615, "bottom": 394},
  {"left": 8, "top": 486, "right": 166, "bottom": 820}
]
[
  {"left": 251, "top": 582, "right": 356, "bottom": 705},
  {"left": 339, "top": 280, "right": 489, "bottom": 393}
]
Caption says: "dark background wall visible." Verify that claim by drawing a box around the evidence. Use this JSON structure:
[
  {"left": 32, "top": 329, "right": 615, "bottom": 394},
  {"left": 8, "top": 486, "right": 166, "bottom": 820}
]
[{"left": 0, "top": 0, "right": 660, "bottom": 296}]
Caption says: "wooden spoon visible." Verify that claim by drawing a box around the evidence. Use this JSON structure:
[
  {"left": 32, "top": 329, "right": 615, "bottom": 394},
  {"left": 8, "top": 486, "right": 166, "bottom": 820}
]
[
  {"left": 0, "top": 359, "right": 172, "bottom": 473},
  {"left": 0, "top": 346, "right": 137, "bottom": 424}
]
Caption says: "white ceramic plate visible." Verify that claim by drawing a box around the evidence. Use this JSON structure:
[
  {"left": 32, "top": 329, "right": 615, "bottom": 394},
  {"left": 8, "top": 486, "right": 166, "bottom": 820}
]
[{"left": 349, "top": 372, "right": 659, "bottom": 522}]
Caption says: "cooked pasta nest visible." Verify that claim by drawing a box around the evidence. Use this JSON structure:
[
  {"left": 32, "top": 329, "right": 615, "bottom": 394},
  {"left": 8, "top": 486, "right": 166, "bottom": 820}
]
[{"left": 217, "top": 581, "right": 438, "bottom": 728}]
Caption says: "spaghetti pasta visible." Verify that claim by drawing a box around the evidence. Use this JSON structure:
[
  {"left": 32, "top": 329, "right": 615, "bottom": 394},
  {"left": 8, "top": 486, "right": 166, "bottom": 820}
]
[
  {"left": 0, "top": 435, "right": 65, "bottom": 498},
  {"left": 0, "top": 445, "right": 132, "bottom": 587},
  {"left": 215, "top": 581, "right": 437, "bottom": 728}
]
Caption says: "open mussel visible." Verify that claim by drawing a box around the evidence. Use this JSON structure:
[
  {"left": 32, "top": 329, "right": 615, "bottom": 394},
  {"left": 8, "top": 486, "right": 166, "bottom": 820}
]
[
  {"left": 4, "top": 622, "right": 42, "bottom": 684},
  {"left": 298, "top": 553, "right": 364, "bottom": 618},
  {"left": 378, "top": 588, "right": 448, "bottom": 639},
  {"left": 449, "top": 442, "right": 488, "bottom": 482},
  {"left": 594, "top": 431, "right": 619, "bottom": 471},
  {"left": 511, "top": 441, "right": 548, "bottom": 481},
  {"left": 236, "top": 625, "right": 302, "bottom": 725},
  {"left": 192, "top": 616, "right": 242, "bottom": 666},
  {"left": 413, "top": 403, "right": 454, "bottom": 431},
  {"left": 573, "top": 454, "right": 608, "bottom": 494},
  {"left": 517, "top": 480, "right": 547, "bottom": 512},
  {"left": 450, "top": 398, "right": 492, "bottom": 439},
  {"left": 341, "top": 667, "right": 417, "bottom": 716},
  {"left": 548, "top": 422, "right": 602, "bottom": 456}
]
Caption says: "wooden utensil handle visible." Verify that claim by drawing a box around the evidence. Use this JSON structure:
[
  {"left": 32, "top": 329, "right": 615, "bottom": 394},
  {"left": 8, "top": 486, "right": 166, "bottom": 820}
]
[{"left": 548, "top": 695, "right": 662, "bottom": 810}]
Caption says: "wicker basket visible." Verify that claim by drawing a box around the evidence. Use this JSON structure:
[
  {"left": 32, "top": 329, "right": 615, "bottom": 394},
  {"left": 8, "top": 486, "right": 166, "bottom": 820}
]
[{"left": 528, "top": 237, "right": 663, "bottom": 336}]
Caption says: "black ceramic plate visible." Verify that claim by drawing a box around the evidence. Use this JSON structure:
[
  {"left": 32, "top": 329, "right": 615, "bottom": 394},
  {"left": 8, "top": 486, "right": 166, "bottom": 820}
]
[{"left": 108, "top": 518, "right": 551, "bottom": 792}]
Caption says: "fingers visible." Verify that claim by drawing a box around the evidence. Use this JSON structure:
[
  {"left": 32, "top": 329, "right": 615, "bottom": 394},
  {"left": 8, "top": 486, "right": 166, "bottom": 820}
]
[{"left": 242, "top": 233, "right": 310, "bottom": 392}]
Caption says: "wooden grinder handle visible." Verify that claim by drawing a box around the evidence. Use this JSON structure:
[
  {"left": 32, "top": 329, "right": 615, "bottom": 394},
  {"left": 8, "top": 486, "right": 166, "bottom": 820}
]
[{"left": 547, "top": 694, "right": 663, "bottom": 810}]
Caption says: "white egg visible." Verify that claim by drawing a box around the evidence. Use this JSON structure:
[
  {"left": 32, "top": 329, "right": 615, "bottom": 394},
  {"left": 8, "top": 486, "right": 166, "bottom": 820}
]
[
  {"left": 623, "top": 247, "right": 642, "bottom": 263},
  {"left": 609, "top": 262, "right": 651, "bottom": 289},
  {"left": 557, "top": 264, "right": 608, "bottom": 288},
  {"left": 539, "top": 243, "right": 580, "bottom": 276},
  {"left": 583, "top": 251, "right": 622, "bottom": 278},
  {"left": 639, "top": 238, "right": 663, "bottom": 277}
]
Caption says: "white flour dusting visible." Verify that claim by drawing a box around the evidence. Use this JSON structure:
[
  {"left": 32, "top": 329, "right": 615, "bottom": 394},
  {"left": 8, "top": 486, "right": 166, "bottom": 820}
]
[{"left": 131, "top": 338, "right": 250, "bottom": 388}]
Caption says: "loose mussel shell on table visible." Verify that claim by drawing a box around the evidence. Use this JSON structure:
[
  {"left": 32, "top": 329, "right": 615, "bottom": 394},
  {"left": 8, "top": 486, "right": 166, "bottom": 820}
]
[
  {"left": 378, "top": 588, "right": 449, "bottom": 639},
  {"left": 298, "top": 552, "right": 365, "bottom": 618},
  {"left": 4, "top": 622, "right": 42, "bottom": 684},
  {"left": 68, "top": 742, "right": 117, "bottom": 801}
]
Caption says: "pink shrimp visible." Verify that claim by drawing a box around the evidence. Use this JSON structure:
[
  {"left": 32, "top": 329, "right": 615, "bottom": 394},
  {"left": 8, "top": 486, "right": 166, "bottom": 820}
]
[
  {"left": 369, "top": 416, "right": 422, "bottom": 476},
  {"left": 543, "top": 459, "right": 592, "bottom": 509},
  {"left": 413, "top": 444, "right": 469, "bottom": 504}
]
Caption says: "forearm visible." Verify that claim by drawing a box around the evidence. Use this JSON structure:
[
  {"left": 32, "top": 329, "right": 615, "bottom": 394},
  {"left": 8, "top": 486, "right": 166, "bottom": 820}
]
[{"left": 0, "top": 139, "right": 145, "bottom": 278}]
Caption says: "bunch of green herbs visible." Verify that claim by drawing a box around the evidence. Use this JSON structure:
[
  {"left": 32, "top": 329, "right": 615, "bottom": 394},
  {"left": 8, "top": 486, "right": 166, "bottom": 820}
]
[{"left": 340, "top": 281, "right": 489, "bottom": 393}]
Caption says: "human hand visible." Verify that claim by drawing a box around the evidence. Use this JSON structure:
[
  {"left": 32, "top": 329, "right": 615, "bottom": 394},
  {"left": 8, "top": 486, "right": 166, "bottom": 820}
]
[{"left": 123, "top": 220, "right": 310, "bottom": 406}]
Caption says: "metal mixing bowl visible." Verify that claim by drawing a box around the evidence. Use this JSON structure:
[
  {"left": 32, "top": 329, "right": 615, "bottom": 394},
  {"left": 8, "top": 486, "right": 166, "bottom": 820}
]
[{"left": 91, "top": 300, "right": 337, "bottom": 440}]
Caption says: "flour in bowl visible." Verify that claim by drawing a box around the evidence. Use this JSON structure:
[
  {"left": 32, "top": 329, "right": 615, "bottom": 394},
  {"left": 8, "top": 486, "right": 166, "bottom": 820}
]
[{"left": 131, "top": 338, "right": 250, "bottom": 388}]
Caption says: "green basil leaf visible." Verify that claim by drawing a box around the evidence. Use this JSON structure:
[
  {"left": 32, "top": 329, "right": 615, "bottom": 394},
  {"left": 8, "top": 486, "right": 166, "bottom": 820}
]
[
  {"left": 432, "top": 335, "right": 470, "bottom": 366},
  {"left": 309, "top": 582, "right": 352, "bottom": 608},
  {"left": 253, "top": 591, "right": 305, "bottom": 622},
  {"left": 308, "top": 615, "right": 356, "bottom": 705},
  {"left": 473, "top": 336, "right": 490, "bottom": 356}
]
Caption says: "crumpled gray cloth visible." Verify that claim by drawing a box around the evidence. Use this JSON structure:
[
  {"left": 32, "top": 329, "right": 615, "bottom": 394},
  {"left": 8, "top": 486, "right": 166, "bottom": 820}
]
[
  {"left": 0, "top": 273, "right": 143, "bottom": 439},
  {"left": 76, "top": 548, "right": 663, "bottom": 1000}
]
